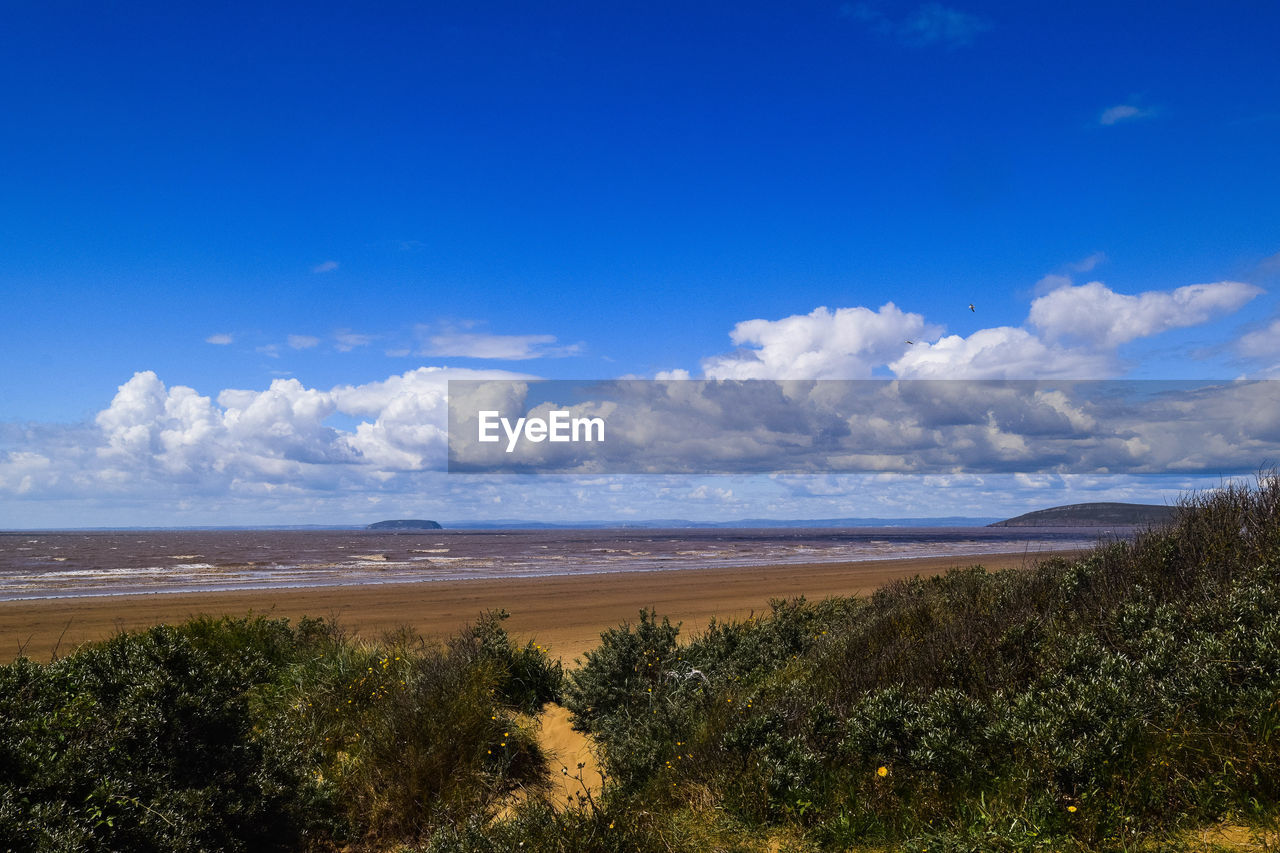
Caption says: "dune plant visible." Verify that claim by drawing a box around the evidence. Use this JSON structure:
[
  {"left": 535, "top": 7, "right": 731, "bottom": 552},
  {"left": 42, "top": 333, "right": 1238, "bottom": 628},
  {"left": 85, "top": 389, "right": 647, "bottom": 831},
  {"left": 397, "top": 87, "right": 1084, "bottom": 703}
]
[
  {"left": 561, "top": 477, "right": 1280, "bottom": 851},
  {"left": 0, "top": 611, "right": 562, "bottom": 852}
]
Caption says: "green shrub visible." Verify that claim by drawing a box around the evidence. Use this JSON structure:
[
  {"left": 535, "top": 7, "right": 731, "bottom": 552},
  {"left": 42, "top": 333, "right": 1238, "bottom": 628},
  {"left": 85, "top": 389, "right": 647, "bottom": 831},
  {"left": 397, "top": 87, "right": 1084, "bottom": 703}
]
[
  {"left": 266, "top": 611, "right": 562, "bottom": 841},
  {"left": 0, "top": 612, "right": 564, "bottom": 851},
  {"left": 0, "top": 616, "right": 326, "bottom": 852},
  {"left": 561, "top": 476, "right": 1280, "bottom": 850}
]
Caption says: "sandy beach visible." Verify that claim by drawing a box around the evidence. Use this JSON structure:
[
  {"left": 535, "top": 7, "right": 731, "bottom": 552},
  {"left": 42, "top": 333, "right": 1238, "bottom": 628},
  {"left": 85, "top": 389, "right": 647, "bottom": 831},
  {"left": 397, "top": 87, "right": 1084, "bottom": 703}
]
[{"left": 0, "top": 550, "right": 1078, "bottom": 664}]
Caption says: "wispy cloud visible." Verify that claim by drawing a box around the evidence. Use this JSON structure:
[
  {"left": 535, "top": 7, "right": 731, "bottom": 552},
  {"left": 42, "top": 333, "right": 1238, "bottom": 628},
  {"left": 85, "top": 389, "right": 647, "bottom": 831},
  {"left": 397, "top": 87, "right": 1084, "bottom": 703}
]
[
  {"left": 900, "top": 2, "right": 991, "bottom": 47},
  {"left": 1238, "top": 318, "right": 1280, "bottom": 359},
  {"left": 205, "top": 333, "right": 234, "bottom": 345},
  {"left": 335, "top": 331, "right": 374, "bottom": 352},
  {"left": 288, "top": 334, "right": 321, "bottom": 350},
  {"left": 1099, "top": 104, "right": 1156, "bottom": 126},
  {"left": 843, "top": 2, "right": 991, "bottom": 48},
  {"left": 370, "top": 238, "right": 426, "bottom": 253},
  {"left": 421, "top": 328, "right": 581, "bottom": 360},
  {"left": 1068, "top": 251, "right": 1107, "bottom": 273},
  {"left": 1033, "top": 253, "right": 1108, "bottom": 296},
  {"left": 311, "top": 260, "right": 340, "bottom": 273}
]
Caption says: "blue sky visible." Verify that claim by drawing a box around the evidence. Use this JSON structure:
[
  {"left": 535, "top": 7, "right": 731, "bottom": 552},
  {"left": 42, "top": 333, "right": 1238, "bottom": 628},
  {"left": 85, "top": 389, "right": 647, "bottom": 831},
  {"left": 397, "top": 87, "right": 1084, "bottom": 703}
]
[{"left": 2, "top": 2, "right": 1278, "bottom": 526}]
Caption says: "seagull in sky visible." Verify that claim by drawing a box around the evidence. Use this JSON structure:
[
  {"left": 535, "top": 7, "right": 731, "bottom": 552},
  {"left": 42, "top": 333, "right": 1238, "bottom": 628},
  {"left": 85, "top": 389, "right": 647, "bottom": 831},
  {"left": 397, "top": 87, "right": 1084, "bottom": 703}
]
[{"left": 968, "top": 303, "right": 975, "bottom": 312}]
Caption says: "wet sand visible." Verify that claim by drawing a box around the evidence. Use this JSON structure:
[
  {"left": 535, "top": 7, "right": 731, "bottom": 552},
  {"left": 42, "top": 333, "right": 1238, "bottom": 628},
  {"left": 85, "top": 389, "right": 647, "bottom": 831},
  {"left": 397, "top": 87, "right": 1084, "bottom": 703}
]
[{"left": 0, "top": 550, "right": 1078, "bottom": 664}]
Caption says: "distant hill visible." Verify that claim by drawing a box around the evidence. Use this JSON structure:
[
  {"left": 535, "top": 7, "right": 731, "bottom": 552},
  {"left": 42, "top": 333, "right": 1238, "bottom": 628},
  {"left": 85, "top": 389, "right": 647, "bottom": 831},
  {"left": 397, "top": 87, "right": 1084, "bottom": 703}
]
[
  {"left": 366, "top": 519, "right": 443, "bottom": 530},
  {"left": 989, "top": 502, "right": 1176, "bottom": 528}
]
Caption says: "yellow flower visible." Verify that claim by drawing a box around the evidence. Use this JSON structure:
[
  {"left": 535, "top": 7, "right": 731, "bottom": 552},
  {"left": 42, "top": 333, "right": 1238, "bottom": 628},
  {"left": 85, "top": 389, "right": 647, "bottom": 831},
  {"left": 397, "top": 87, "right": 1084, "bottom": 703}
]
[
  {"left": 1067, "top": 805, "right": 1078, "bottom": 813},
  {"left": 876, "top": 766, "right": 888, "bottom": 777}
]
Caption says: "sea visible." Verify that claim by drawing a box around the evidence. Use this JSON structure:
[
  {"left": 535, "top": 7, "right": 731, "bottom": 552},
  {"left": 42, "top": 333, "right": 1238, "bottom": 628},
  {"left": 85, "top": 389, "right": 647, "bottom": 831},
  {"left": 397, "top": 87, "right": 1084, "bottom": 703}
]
[{"left": 0, "top": 527, "right": 1124, "bottom": 601}]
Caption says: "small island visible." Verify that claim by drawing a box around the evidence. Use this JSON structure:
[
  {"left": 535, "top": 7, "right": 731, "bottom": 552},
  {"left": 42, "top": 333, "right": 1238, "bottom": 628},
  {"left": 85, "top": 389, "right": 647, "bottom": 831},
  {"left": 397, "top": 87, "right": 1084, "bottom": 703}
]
[{"left": 366, "top": 519, "right": 443, "bottom": 530}]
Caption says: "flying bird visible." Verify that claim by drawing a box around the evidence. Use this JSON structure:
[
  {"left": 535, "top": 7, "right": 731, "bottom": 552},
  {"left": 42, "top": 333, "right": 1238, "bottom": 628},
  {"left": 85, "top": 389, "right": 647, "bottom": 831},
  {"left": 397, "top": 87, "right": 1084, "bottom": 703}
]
[
  {"left": 905, "top": 340, "right": 914, "bottom": 345},
  {"left": 968, "top": 303, "right": 975, "bottom": 312}
]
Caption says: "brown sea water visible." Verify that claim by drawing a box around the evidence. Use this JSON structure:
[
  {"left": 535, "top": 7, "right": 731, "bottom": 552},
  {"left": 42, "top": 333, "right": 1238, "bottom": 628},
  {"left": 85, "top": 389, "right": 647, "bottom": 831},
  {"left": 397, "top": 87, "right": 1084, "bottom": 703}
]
[{"left": 0, "top": 527, "right": 1114, "bottom": 601}]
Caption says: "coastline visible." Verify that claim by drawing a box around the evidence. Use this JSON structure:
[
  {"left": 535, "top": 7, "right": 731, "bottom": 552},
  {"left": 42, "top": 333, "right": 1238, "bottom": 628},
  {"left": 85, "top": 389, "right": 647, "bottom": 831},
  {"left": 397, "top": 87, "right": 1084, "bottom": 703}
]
[{"left": 0, "top": 549, "right": 1082, "bottom": 664}]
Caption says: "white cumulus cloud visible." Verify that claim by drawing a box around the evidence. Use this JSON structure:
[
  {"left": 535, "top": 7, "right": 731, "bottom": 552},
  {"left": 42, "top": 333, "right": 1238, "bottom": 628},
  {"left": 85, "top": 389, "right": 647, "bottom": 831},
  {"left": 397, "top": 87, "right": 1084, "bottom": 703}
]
[
  {"left": 0, "top": 366, "right": 537, "bottom": 501},
  {"left": 701, "top": 303, "right": 938, "bottom": 379},
  {"left": 679, "top": 276, "right": 1260, "bottom": 382},
  {"left": 688, "top": 484, "right": 735, "bottom": 501},
  {"left": 890, "top": 326, "right": 1113, "bottom": 378},
  {"left": 1028, "top": 280, "right": 1261, "bottom": 347}
]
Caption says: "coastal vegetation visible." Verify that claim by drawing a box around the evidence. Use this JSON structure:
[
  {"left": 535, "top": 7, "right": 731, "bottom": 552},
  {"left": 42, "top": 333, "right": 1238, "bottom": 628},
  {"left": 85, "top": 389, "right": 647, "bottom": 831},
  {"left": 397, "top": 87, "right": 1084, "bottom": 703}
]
[
  {"left": 3, "top": 478, "right": 1279, "bottom": 850},
  {"left": 0, "top": 612, "right": 561, "bottom": 851}
]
